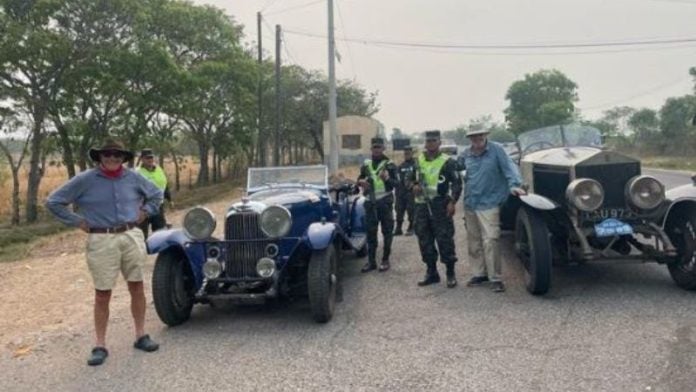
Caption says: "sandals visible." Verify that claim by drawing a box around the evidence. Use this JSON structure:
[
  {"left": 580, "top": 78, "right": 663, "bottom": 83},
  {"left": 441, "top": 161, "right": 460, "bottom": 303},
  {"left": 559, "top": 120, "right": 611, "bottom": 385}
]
[
  {"left": 87, "top": 335, "right": 158, "bottom": 366},
  {"left": 87, "top": 347, "right": 109, "bottom": 366},
  {"left": 133, "top": 334, "right": 159, "bottom": 352}
]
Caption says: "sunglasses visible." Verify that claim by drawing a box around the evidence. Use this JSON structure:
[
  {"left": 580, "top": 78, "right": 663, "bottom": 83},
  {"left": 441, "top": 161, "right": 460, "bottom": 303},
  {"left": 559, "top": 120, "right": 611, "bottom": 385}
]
[
  {"left": 101, "top": 150, "right": 124, "bottom": 158},
  {"left": 425, "top": 138, "right": 439, "bottom": 143}
]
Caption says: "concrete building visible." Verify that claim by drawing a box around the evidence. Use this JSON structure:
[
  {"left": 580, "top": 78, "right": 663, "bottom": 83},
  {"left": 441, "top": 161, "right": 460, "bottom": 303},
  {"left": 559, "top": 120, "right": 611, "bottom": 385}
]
[{"left": 323, "top": 115, "right": 385, "bottom": 165}]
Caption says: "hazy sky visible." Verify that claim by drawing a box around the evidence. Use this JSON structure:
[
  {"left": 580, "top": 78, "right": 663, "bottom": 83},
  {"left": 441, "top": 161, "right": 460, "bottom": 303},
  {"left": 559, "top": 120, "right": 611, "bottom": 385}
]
[{"left": 193, "top": 0, "right": 696, "bottom": 134}]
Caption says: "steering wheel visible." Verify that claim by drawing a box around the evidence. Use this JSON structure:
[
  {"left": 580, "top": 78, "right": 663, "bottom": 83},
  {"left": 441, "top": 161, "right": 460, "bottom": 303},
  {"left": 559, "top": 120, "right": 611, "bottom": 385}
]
[{"left": 521, "top": 141, "right": 555, "bottom": 155}]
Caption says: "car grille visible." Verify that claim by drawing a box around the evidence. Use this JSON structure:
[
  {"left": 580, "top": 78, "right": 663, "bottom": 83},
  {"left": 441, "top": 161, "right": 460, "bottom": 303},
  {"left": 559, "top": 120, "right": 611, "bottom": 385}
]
[
  {"left": 224, "top": 213, "right": 268, "bottom": 278},
  {"left": 575, "top": 162, "right": 640, "bottom": 208},
  {"left": 533, "top": 165, "right": 570, "bottom": 207}
]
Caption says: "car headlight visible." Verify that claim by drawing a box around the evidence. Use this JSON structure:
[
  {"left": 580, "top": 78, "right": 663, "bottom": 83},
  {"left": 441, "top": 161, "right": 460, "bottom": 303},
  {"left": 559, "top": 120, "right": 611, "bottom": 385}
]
[
  {"left": 626, "top": 175, "right": 664, "bottom": 210},
  {"left": 203, "top": 259, "right": 222, "bottom": 279},
  {"left": 256, "top": 257, "right": 276, "bottom": 278},
  {"left": 183, "top": 207, "right": 216, "bottom": 240},
  {"left": 260, "top": 205, "right": 292, "bottom": 238},
  {"left": 566, "top": 178, "right": 604, "bottom": 212}
]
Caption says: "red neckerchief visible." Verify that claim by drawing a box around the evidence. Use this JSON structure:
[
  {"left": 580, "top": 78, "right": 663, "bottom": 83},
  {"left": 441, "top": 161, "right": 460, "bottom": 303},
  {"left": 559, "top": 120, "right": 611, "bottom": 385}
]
[{"left": 99, "top": 164, "right": 124, "bottom": 179}]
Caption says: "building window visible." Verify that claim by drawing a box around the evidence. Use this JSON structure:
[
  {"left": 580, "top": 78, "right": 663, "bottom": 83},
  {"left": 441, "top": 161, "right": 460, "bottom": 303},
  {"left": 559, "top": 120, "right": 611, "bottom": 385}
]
[{"left": 342, "top": 134, "right": 361, "bottom": 150}]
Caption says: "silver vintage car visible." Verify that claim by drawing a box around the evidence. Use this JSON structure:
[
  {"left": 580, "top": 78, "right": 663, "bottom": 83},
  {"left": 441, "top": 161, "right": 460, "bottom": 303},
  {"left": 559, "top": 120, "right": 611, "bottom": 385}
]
[{"left": 500, "top": 124, "right": 696, "bottom": 295}]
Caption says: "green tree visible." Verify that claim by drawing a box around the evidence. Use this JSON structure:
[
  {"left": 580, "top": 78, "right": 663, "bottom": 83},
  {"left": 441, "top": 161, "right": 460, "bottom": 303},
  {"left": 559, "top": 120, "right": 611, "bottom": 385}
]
[
  {"left": 628, "top": 108, "right": 659, "bottom": 148},
  {"left": 504, "top": 69, "right": 578, "bottom": 135},
  {"left": 0, "top": 0, "right": 79, "bottom": 222},
  {"left": 659, "top": 95, "right": 696, "bottom": 155}
]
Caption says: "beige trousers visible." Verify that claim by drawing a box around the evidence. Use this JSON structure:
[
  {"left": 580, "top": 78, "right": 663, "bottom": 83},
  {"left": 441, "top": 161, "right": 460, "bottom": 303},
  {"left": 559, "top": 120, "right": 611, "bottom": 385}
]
[{"left": 464, "top": 207, "right": 502, "bottom": 282}]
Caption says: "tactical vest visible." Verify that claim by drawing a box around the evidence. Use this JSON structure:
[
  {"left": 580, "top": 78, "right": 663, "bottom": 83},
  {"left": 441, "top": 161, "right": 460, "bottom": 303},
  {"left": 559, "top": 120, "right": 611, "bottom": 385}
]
[
  {"left": 364, "top": 158, "right": 391, "bottom": 200},
  {"left": 415, "top": 153, "right": 448, "bottom": 203},
  {"left": 138, "top": 165, "right": 167, "bottom": 190}
]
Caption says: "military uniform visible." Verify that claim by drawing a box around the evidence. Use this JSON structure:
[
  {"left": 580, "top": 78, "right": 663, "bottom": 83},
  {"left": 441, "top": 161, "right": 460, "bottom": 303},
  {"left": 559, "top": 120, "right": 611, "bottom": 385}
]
[
  {"left": 394, "top": 146, "right": 416, "bottom": 236},
  {"left": 414, "top": 131, "right": 463, "bottom": 288},
  {"left": 357, "top": 138, "right": 399, "bottom": 272}
]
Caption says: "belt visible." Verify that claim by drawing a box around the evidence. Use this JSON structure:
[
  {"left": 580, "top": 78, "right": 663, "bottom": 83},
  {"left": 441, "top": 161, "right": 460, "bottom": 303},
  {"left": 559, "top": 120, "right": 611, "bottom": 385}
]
[{"left": 88, "top": 223, "right": 138, "bottom": 234}]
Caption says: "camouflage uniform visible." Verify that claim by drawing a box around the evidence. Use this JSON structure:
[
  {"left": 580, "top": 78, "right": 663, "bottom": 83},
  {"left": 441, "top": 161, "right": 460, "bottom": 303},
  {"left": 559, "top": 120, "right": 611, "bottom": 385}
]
[
  {"left": 358, "top": 155, "right": 399, "bottom": 271},
  {"left": 395, "top": 156, "right": 416, "bottom": 234}
]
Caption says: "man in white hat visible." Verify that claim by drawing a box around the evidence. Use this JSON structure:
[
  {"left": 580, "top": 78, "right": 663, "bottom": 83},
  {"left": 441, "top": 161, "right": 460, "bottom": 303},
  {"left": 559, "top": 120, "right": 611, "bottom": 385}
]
[{"left": 459, "top": 128, "right": 525, "bottom": 293}]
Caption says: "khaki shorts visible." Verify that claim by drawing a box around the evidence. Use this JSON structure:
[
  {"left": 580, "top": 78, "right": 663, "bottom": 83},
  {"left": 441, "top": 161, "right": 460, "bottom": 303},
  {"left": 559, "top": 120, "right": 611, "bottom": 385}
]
[{"left": 85, "top": 228, "right": 147, "bottom": 291}]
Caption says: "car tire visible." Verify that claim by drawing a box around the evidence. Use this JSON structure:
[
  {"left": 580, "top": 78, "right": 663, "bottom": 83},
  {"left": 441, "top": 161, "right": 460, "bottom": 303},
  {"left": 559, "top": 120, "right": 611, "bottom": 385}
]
[
  {"left": 307, "top": 245, "right": 338, "bottom": 323},
  {"left": 515, "top": 207, "right": 552, "bottom": 295},
  {"left": 666, "top": 210, "right": 696, "bottom": 290},
  {"left": 152, "top": 250, "right": 195, "bottom": 326}
]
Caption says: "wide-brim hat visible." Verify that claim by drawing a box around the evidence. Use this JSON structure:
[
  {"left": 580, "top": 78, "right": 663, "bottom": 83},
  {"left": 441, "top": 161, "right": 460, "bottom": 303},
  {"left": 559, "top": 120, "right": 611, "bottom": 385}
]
[
  {"left": 466, "top": 128, "right": 490, "bottom": 137},
  {"left": 88, "top": 138, "right": 134, "bottom": 162}
]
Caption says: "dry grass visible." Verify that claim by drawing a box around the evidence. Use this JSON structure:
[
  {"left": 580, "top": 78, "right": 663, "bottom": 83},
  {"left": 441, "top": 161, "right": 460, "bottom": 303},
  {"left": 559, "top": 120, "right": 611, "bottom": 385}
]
[{"left": 0, "top": 157, "right": 203, "bottom": 220}]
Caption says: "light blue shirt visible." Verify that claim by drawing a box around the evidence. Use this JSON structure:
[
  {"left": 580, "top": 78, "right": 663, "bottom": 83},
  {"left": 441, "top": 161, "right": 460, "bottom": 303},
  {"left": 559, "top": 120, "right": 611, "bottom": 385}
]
[
  {"left": 46, "top": 168, "right": 163, "bottom": 228},
  {"left": 458, "top": 141, "right": 522, "bottom": 211}
]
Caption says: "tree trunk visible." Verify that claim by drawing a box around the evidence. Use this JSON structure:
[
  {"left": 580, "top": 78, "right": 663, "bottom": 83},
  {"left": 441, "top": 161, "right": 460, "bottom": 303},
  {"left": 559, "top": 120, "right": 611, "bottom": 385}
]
[
  {"left": 25, "top": 128, "right": 46, "bottom": 223},
  {"left": 11, "top": 167, "right": 20, "bottom": 225},
  {"left": 171, "top": 150, "right": 181, "bottom": 192},
  {"left": 197, "top": 141, "right": 209, "bottom": 186},
  {"left": 54, "top": 120, "right": 76, "bottom": 178},
  {"left": 212, "top": 149, "right": 218, "bottom": 183}
]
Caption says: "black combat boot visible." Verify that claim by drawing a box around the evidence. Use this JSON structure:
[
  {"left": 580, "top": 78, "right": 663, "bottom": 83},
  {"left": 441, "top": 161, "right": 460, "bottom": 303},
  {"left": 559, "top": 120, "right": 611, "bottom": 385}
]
[
  {"left": 405, "top": 223, "right": 414, "bottom": 236},
  {"left": 378, "top": 259, "right": 390, "bottom": 272},
  {"left": 393, "top": 224, "right": 403, "bottom": 236},
  {"left": 361, "top": 261, "right": 377, "bottom": 273},
  {"left": 446, "top": 264, "right": 457, "bottom": 288},
  {"left": 417, "top": 263, "right": 440, "bottom": 286}
]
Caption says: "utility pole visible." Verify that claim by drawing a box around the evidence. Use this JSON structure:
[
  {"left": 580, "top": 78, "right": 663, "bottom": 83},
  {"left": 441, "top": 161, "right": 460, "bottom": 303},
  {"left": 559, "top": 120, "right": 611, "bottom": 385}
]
[
  {"left": 327, "top": 0, "right": 338, "bottom": 175},
  {"left": 256, "top": 12, "right": 266, "bottom": 167},
  {"left": 274, "top": 24, "right": 282, "bottom": 166}
]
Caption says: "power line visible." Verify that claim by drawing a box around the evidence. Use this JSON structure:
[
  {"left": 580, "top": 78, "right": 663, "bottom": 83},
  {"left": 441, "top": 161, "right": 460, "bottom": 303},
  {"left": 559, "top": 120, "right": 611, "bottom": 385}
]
[
  {"left": 260, "top": 0, "right": 282, "bottom": 13},
  {"left": 283, "top": 29, "right": 696, "bottom": 50},
  {"left": 335, "top": 0, "right": 357, "bottom": 80},
  {"left": 580, "top": 76, "right": 692, "bottom": 111},
  {"left": 365, "top": 40, "right": 696, "bottom": 56},
  {"left": 265, "top": 0, "right": 325, "bottom": 16}
]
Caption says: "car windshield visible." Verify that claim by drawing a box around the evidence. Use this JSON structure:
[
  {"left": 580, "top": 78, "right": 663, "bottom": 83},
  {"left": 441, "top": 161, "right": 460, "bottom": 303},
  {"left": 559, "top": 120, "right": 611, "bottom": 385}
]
[
  {"left": 247, "top": 165, "right": 328, "bottom": 191},
  {"left": 518, "top": 124, "right": 603, "bottom": 156}
]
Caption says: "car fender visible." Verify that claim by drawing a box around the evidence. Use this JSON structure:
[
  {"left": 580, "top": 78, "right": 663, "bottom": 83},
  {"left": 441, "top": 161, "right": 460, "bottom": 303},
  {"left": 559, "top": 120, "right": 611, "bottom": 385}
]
[
  {"left": 146, "top": 228, "right": 206, "bottom": 289},
  {"left": 519, "top": 193, "right": 558, "bottom": 211},
  {"left": 306, "top": 222, "right": 338, "bottom": 250},
  {"left": 661, "top": 183, "right": 696, "bottom": 227}
]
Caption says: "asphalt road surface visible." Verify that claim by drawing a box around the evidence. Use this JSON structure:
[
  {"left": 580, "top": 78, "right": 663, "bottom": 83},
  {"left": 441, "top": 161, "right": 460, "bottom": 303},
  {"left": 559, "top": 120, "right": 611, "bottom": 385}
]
[{"left": 2, "top": 170, "right": 695, "bottom": 392}]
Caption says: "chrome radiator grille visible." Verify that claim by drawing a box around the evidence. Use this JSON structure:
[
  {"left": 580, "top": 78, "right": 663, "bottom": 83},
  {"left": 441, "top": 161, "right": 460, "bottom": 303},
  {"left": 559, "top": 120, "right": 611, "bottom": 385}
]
[{"left": 224, "top": 212, "right": 268, "bottom": 278}]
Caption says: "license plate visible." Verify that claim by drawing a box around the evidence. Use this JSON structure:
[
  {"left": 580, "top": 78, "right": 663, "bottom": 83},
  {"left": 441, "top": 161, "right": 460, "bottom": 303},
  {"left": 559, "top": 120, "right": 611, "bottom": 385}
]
[{"left": 594, "top": 218, "right": 633, "bottom": 237}]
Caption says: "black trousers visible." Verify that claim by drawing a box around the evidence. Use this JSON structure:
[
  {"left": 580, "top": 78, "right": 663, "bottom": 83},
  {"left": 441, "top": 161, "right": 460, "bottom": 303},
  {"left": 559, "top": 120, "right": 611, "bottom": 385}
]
[
  {"left": 139, "top": 205, "right": 167, "bottom": 238},
  {"left": 365, "top": 195, "right": 395, "bottom": 264}
]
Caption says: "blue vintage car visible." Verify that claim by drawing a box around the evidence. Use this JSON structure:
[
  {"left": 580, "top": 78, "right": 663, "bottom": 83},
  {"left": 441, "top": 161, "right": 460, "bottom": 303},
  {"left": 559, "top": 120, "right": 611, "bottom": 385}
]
[{"left": 147, "top": 165, "right": 367, "bottom": 326}]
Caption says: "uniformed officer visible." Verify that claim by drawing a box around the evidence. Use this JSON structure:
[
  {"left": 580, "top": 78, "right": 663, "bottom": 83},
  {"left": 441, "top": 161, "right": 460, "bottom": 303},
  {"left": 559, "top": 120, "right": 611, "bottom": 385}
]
[
  {"left": 137, "top": 148, "right": 172, "bottom": 237},
  {"left": 413, "top": 130, "right": 463, "bottom": 288},
  {"left": 394, "top": 145, "right": 416, "bottom": 236},
  {"left": 357, "top": 137, "right": 399, "bottom": 273}
]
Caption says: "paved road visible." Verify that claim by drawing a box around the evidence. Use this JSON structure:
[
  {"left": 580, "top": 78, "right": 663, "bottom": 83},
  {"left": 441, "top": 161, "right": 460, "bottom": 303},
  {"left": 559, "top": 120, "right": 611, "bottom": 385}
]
[{"left": 2, "top": 171, "right": 695, "bottom": 392}]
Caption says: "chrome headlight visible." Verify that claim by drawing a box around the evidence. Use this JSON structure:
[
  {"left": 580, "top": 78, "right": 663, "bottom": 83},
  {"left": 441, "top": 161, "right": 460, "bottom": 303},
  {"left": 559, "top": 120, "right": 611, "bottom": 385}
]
[
  {"left": 566, "top": 178, "right": 604, "bottom": 212},
  {"left": 260, "top": 205, "right": 292, "bottom": 238},
  {"left": 256, "top": 257, "right": 276, "bottom": 278},
  {"left": 203, "top": 259, "right": 222, "bottom": 279},
  {"left": 627, "top": 175, "right": 665, "bottom": 210},
  {"left": 183, "top": 207, "right": 216, "bottom": 240}
]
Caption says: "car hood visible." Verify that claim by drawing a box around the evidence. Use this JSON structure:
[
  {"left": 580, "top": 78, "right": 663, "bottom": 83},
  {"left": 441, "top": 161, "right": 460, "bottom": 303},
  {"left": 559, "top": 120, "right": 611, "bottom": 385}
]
[
  {"left": 521, "top": 147, "right": 638, "bottom": 167},
  {"left": 228, "top": 188, "right": 324, "bottom": 214}
]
